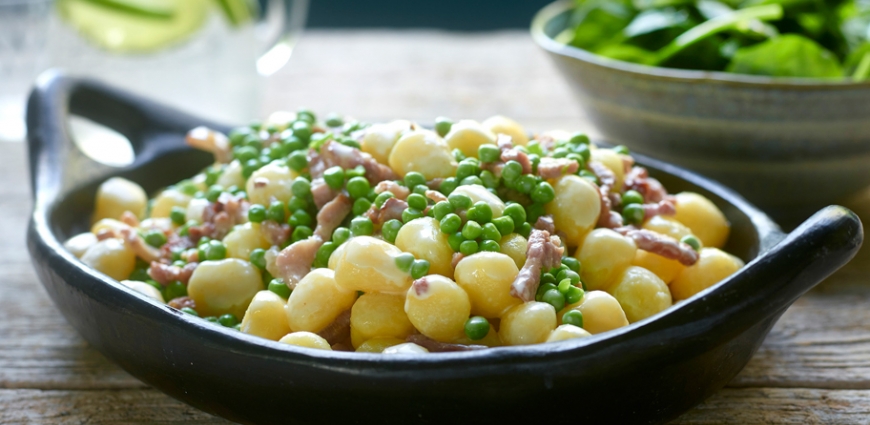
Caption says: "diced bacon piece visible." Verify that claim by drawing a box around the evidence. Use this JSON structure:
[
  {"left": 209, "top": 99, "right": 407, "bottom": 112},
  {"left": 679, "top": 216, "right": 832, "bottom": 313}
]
[
  {"left": 119, "top": 227, "right": 161, "bottom": 263},
  {"left": 617, "top": 228, "right": 699, "bottom": 266},
  {"left": 311, "top": 178, "right": 339, "bottom": 209},
  {"left": 314, "top": 194, "right": 353, "bottom": 240},
  {"left": 534, "top": 215, "right": 556, "bottom": 234},
  {"left": 365, "top": 197, "right": 408, "bottom": 226},
  {"left": 260, "top": 221, "right": 291, "bottom": 247},
  {"left": 375, "top": 180, "right": 410, "bottom": 200},
  {"left": 405, "top": 334, "right": 487, "bottom": 352},
  {"left": 275, "top": 236, "right": 323, "bottom": 289},
  {"left": 320, "top": 140, "right": 398, "bottom": 183},
  {"left": 537, "top": 157, "right": 579, "bottom": 179},
  {"left": 317, "top": 310, "right": 351, "bottom": 346},
  {"left": 148, "top": 261, "right": 198, "bottom": 285},
  {"left": 510, "top": 229, "right": 565, "bottom": 302},
  {"left": 167, "top": 296, "right": 196, "bottom": 310}
]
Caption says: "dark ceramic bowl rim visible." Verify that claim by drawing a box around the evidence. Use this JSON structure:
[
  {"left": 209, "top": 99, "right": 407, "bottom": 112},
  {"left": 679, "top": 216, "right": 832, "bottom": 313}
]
[
  {"left": 531, "top": 0, "right": 870, "bottom": 89},
  {"left": 26, "top": 72, "right": 830, "bottom": 370}
]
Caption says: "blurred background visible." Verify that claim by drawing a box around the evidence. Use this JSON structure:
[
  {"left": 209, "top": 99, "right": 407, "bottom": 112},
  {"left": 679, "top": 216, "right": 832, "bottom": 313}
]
[{"left": 307, "top": 0, "right": 551, "bottom": 29}]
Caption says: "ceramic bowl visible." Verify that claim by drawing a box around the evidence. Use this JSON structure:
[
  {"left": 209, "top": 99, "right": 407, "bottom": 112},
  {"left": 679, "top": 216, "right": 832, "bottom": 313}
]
[
  {"left": 532, "top": 0, "right": 870, "bottom": 226},
  {"left": 27, "top": 72, "right": 863, "bottom": 425}
]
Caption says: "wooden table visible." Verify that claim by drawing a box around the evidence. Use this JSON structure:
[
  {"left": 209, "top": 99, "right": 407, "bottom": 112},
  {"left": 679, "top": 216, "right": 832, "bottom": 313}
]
[{"left": 2, "top": 30, "right": 869, "bottom": 424}]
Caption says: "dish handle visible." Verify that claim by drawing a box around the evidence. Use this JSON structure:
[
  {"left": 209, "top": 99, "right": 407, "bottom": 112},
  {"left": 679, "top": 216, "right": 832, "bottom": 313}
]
[
  {"left": 26, "top": 70, "right": 222, "bottom": 205},
  {"left": 663, "top": 205, "right": 862, "bottom": 344}
]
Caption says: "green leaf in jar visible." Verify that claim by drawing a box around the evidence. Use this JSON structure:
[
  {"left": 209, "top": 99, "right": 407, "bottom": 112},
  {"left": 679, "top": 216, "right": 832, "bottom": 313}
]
[
  {"left": 726, "top": 34, "right": 844, "bottom": 78},
  {"left": 57, "top": 0, "right": 210, "bottom": 53},
  {"left": 213, "top": 0, "right": 260, "bottom": 27}
]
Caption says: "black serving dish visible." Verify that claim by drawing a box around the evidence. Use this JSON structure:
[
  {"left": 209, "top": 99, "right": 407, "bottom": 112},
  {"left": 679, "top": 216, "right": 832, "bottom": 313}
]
[{"left": 27, "top": 72, "right": 863, "bottom": 425}]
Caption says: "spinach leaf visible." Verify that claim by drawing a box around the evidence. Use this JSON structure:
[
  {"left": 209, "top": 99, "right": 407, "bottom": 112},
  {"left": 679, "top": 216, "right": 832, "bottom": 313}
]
[
  {"left": 726, "top": 34, "right": 844, "bottom": 77},
  {"left": 595, "top": 44, "right": 660, "bottom": 65},
  {"left": 569, "top": 0, "right": 636, "bottom": 51}
]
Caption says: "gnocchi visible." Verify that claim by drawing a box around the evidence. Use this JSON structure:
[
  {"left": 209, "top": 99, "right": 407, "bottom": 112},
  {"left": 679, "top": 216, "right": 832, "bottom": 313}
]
[{"left": 72, "top": 112, "right": 743, "bottom": 354}]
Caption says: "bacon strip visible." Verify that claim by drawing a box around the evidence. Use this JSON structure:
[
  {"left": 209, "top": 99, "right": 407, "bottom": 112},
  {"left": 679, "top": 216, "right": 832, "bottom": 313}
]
[
  {"left": 320, "top": 140, "right": 398, "bottom": 183},
  {"left": 275, "top": 237, "right": 322, "bottom": 289},
  {"left": 148, "top": 261, "right": 197, "bottom": 285},
  {"left": 624, "top": 166, "right": 670, "bottom": 204},
  {"left": 260, "top": 220, "right": 291, "bottom": 247},
  {"left": 425, "top": 190, "right": 448, "bottom": 204},
  {"left": 405, "top": 334, "right": 487, "bottom": 352},
  {"left": 510, "top": 229, "right": 564, "bottom": 302},
  {"left": 311, "top": 178, "right": 339, "bottom": 209},
  {"left": 317, "top": 309, "right": 351, "bottom": 346},
  {"left": 537, "top": 157, "right": 579, "bottom": 179},
  {"left": 167, "top": 296, "right": 196, "bottom": 310},
  {"left": 365, "top": 197, "right": 408, "bottom": 226},
  {"left": 314, "top": 193, "right": 353, "bottom": 240},
  {"left": 119, "top": 227, "right": 161, "bottom": 263},
  {"left": 534, "top": 215, "right": 556, "bottom": 234},
  {"left": 498, "top": 135, "right": 532, "bottom": 174},
  {"left": 643, "top": 200, "right": 676, "bottom": 220},
  {"left": 589, "top": 161, "right": 623, "bottom": 229},
  {"left": 375, "top": 181, "right": 410, "bottom": 200},
  {"left": 617, "top": 228, "right": 699, "bottom": 266}
]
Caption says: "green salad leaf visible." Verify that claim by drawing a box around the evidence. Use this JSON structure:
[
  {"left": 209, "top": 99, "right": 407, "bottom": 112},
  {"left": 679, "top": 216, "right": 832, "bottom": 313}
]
[{"left": 727, "top": 34, "right": 844, "bottom": 77}]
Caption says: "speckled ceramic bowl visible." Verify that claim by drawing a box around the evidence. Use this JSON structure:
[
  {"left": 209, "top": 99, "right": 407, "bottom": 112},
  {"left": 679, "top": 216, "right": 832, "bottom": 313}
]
[{"left": 532, "top": 0, "right": 870, "bottom": 226}]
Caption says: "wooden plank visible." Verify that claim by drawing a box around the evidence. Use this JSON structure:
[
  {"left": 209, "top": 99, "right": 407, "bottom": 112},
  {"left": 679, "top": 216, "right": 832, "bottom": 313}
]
[
  {"left": 673, "top": 388, "right": 870, "bottom": 425},
  {"left": 0, "top": 389, "right": 230, "bottom": 424}
]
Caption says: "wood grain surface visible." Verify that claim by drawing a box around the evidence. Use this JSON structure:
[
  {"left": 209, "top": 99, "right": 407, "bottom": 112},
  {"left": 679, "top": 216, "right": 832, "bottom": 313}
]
[{"left": 2, "top": 30, "right": 869, "bottom": 424}]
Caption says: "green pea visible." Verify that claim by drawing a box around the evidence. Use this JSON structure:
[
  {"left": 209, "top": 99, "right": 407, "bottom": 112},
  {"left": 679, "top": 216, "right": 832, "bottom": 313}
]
[
  {"left": 491, "top": 216, "right": 515, "bottom": 236},
  {"left": 291, "top": 177, "right": 311, "bottom": 198},
  {"left": 461, "top": 221, "right": 483, "bottom": 240},
  {"left": 129, "top": 267, "right": 149, "bottom": 282},
  {"left": 241, "top": 159, "right": 262, "bottom": 178},
  {"left": 566, "top": 153, "right": 587, "bottom": 170},
  {"left": 456, "top": 160, "right": 479, "bottom": 181},
  {"left": 468, "top": 202, "right": 493, "bottom": 223},
  {"left": 288, "top": 196, "right": 308, "bottom": 212},
  {"left": 283, "top": 136, "right": 305, "bottom": 152},
  {"left": 204, "top": 185, "right": 223, "bottom": 203},
  {"left": 248, "top": 204, "right": 267, "bottom": 223},
  {"left": 565, "top": 286, "right": 585, "bottom": 305},
  {"left": 267, "top": 201, "right": 286, "bottom": 222},
  {"left": 561, "top": 256, "right": 581, "bottom": 273},
  {"left": 562, "top": 310, "right": 583, "bottom": 328},
  {"left": 268, "top": 278, "right": 292, "bottom": 299},
  {"left": 448, "top": 232, "right": 464, "bottom": 251},
  {"left": 622, "top": 204, "right": 645, "bottom": 225},
  {"left": 167, "top": 206, "right": 186, "bottom": 226},
  {"left": 541, "top": 273, "right": 557, "bottom": 285},
  {"left": 233, "top": 145, "right": 259, "bottom": 162},
  {"left": 410, "top": 259, "right": 430, "bottom": 279},
  {"left": 402, "top": 207, "right": 424, "bottom": 223},
  {"left": 325, "top": 113, "right": 344, "bottom": 127},
  {"left": 681, "top": 235, "right": 702, "bottom": 251},
  {"left": 163, "top": 281, "right": 187, "bottom": 301},
  {"left": 350, "top": 217, "right": 374, "bottom": 237},
  {"left": 319, "top": 166, "right": 344, "bottom": 190},
  {"left": 432, "top": 201, "right": 453, "bottom": 220},
  {"left": 346, "top": 176, "right": 371, "bottom": 199},
  {"left": 518, "top": 222, "right": 532, "bottom": 238},
  {"left": 404, "top": 172, "right": 427, "bottom": 190},
  {"left": 458, "top": 176, "right": 482, "bottom": 187},
  {"left": 439, "top": 177, "right": 458, "bottom": 195},
  {"left": 502, "top": 204, "right": 526, "bottom": 228},
  {"left": 218, "top": 313, "right": 239, "bottom": 327},
  {"left": 332, "top": 227, "right": 351, "bottom": 245},
  {"left": 374, "top": 191, "right": 394, "bottom": 208},
  {"left": 464, "top": 316, "right": 490, "bottom": 340},
  {"left": 180, "top": 307, "right": 198, "bottom": 317},
  {"left": 435, "top": 116, "right": 453, "bottom": 137},
  {"left": 572, "top": 143, "right": 591, "bottom": 162},
  {"left": 291, "top": 120, "right": 312, "bottom": 141},
  {"left": 205, "top": 240, "right": 227, "bottom": 261},
  {"left": 407, "top": 193, "right": 428, "bottom": 211},
  {"left": 480, "top": 240, "right": 500, "bottom": 252},
  {"left": 516, "top": 175, "right": 537, "bottom": 194},
  {"left": 535, "top": 282, "right": 557, "bottom": 302},
  {"left": 178, "top": 220, "right": 196, "bottom": 237},
  {"left": 143, "top": 230, "right": 167, "bottom": 248},
  {"left": 395, "top": 253, "right": 415, "bottom": 273},
  {"left": 345, "top": 165, "right": 365, "bottom": 179},
  {"left": 500, "top": 162, "right": 522, "bottom": 186},
  {"left": 229, "top": 127, "right": 252, "bottom": 147},
  {"left": 292, "top": 225, "right": 314, "bottom": 242},
  {"left": 452, "top": 148, "right": 466, "bottom": 162},
  {"left": 542, "top": 289, "right": 566, "bottom": 311},
  {"left": 205, "top": 168, "right": 222, "bottom": 186},
  {"left": 569, "top": 132, "right": 590, "bottom": 145},
  {"left": 314, "top": 241, "right": 337, "bottom": 268},
  {"left": 289, "top": 209, "right": 314, "bottom": 227},
  {"left": 531, "top": 181, "right": 556, "bottom": 204},
  {"left": 481, "top": 222, "right": 501, "bottom": 241},
  {"left": 479, "top": 170, "right": 499, "bottom": 189},
  {"left": 556, "top": 270, "right": 581, "bottom": 287},
  {"left": 622, "top": 190, "right": 644, "bottom": 206},
  {"left": 478, "top": 144, "right": 501, "bottom": 163},
  {"left": 526, "top": 203, "right": 546, "bottom": 224},
  {"left": 613, "top": 145, "right": 630, "bottom": 155},
  {"left": 578, "top": 169, "right": 598, "bottom": 184},
  {"left": 381, "top": 219, "right": 403, "bottom": 243},
  {"left": 557, "top": 278, "right": 572, "bottom": 294},
  {"left": 249, "top": 248, "right": 267, "bottom": 270},
  {"left": 412, "top": 184, "right": 429, "bottom": 196},
  {"left": 448, "top": 193, "right": 472, "bottom": 210},
  {"left": 439, "top": 213, "right": 462, "bottom": 234},
  {"left": 286, "top": 150, "right": 309, "bottom": 171},
  {"left": 459, "top": 240, "right": 479, "bottom": 256},
  {"left": 348, "top": 198, "right": 370, "bottom": 216}
]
